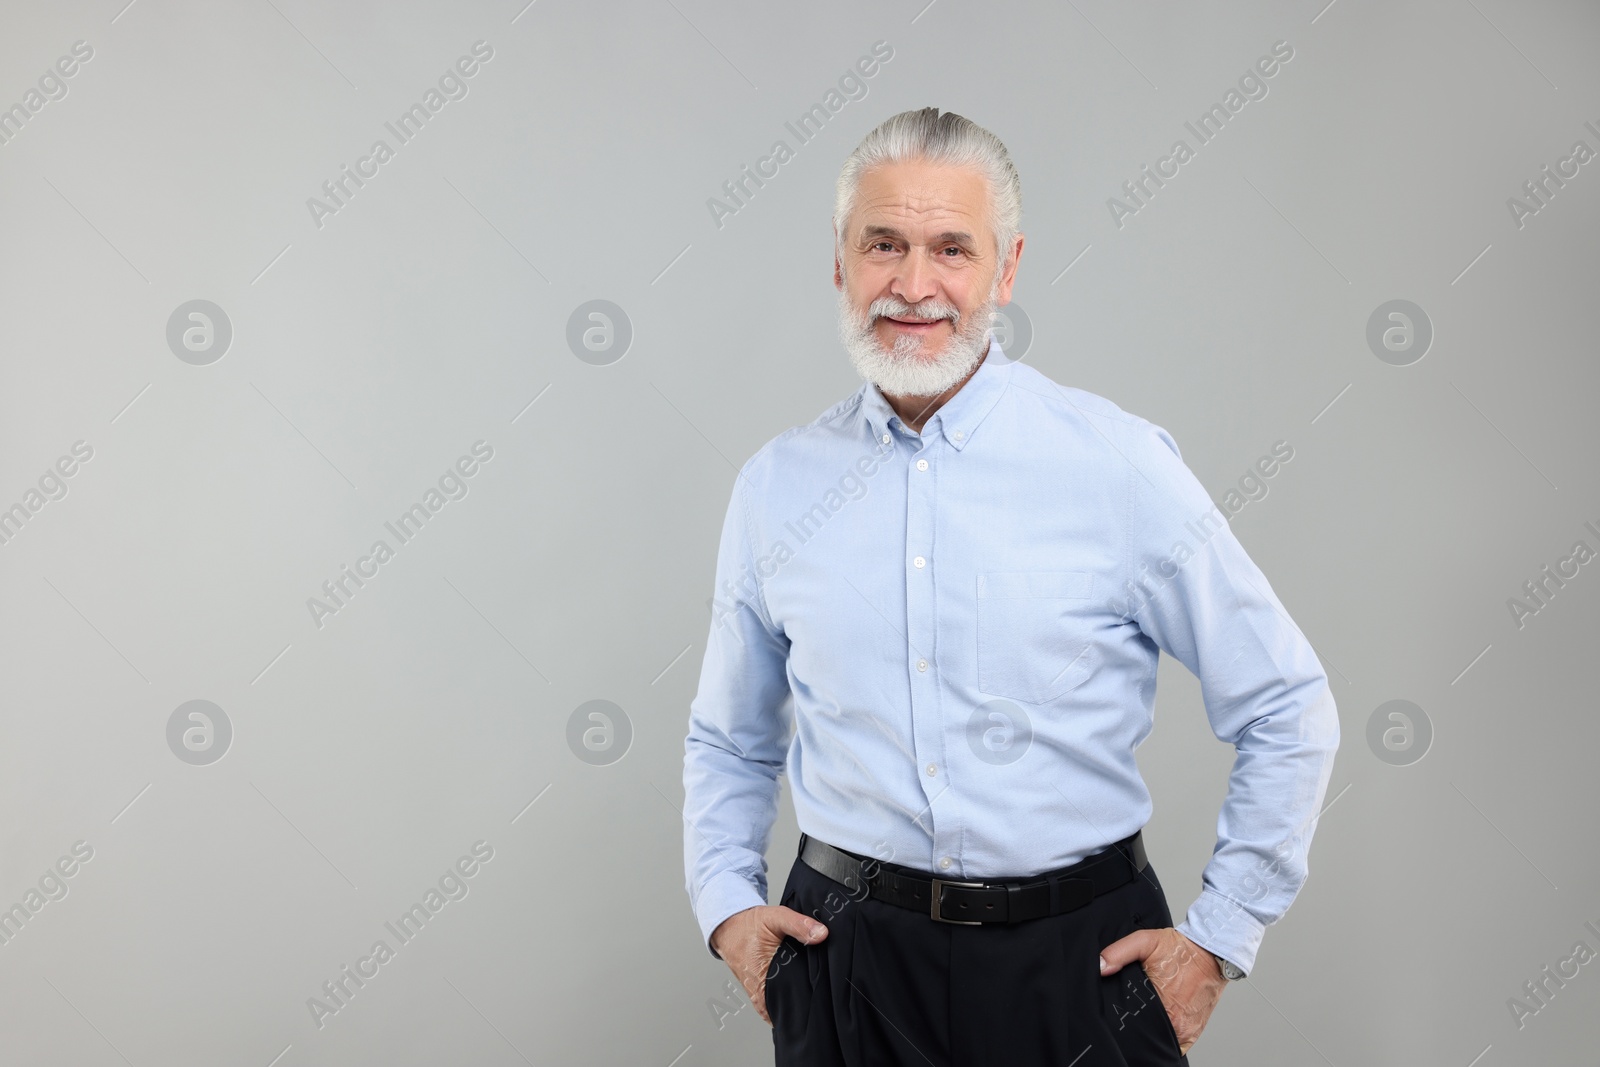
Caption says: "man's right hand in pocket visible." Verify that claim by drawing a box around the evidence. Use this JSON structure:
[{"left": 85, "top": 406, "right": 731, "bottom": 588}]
[{"left": 710, "top": 905, "right": 829, "bottom": 1025}]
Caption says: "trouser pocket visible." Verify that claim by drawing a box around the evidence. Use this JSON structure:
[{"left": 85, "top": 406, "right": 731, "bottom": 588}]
[
  {"left": 1097, "top": 866, "right": 1189, "bottom": 1065},
  {"left": 1102, "top": 957, "right": 1185, "bottom": 1061}
]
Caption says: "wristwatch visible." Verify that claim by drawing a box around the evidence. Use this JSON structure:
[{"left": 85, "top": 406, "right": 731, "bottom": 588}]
[{"left": 1209, "top": 951, "right": 1246, "bottom": 981}]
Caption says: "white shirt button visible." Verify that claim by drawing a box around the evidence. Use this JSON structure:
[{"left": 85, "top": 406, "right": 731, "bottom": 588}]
[
  {"left": 926, "top": 763, "right": 938, "bottom": 776},
  {"left": 939, "top": 856, "right": 952, "bottom": 870},
  {"left": 881, "top": 433, "right": 891, "bottom": 444},
  {"left": 913, "top": 556, "right": 926, "bottom": 568},
  {"left": 916, "top": 658, "right": 927, "bottom": 672},
  {"left": 916, "top": 459, "right": 929, "bottom": 471},
  {"left": 953, "top": 430, "right": 964, "bottom": 441}
]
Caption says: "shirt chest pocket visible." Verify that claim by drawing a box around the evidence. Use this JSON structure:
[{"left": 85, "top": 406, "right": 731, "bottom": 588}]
[{"left": 975, "top": 571, "right": 1098, "bottom": 704}]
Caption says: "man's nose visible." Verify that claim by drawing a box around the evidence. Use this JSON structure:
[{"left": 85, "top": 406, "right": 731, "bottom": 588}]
[{"left": 890, "top": 250, "right": 938, "bottom": 306}]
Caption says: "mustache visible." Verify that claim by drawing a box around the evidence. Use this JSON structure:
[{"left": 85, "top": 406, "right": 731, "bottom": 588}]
[{"left": 866, "top": 297, "right": 960, "bottom": 325}]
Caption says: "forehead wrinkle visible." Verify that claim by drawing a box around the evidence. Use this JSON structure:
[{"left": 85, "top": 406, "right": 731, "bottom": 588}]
[
  {"left": 850, "top": 171, "right": 989, "bottom": 243},
  {"left": 850, "top": 200, "right": 981, "bottom": 244}
]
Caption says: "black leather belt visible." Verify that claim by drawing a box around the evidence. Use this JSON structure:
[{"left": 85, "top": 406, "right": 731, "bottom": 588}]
[{"left": 798, "top": 830, "right": 1148, "bottom": 925}]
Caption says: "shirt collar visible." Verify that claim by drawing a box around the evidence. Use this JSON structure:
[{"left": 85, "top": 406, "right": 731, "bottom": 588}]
[{"left": 859, "top": 334, "right": 1013, "bottom": 451}]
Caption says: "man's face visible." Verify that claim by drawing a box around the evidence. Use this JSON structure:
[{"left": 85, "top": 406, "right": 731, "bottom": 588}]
[{"left": 834, "top": 159, "right": 1022, "bottom": 398}]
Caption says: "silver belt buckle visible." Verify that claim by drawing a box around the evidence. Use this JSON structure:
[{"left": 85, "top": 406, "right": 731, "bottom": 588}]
[{"left": 930, "top": 878, "right": 986, "bottom": 924}]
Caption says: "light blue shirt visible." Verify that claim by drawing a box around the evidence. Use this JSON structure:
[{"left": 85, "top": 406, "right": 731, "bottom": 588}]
[{"left": 682, "top": 337, "right": 1339, "bottom": 975}]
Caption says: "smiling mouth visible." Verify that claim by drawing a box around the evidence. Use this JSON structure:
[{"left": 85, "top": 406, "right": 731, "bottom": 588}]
[{"left": 883, "top": 316, "right": 946, "bottom": 330}]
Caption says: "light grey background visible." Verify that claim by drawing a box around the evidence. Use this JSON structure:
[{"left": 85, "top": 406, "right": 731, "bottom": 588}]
[{"left": 2, "top": 0, "right": 1597, "bottom": 1063}]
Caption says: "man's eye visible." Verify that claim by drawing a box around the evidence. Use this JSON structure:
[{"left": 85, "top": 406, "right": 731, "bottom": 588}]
[
  {"left": 940, "top": 246, "right": 963, "bottom": 256},
  {"left": 871, "top": 241, "right": 895, "bottom": 252}
]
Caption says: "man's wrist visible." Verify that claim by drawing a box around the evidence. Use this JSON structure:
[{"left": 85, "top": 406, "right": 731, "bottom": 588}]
[
  {"left": 708, "top": 908, "right": 749, "bottom": 959},
  {"left": 1177, "top": 897, "right": 1264, "bottom": 976},
  {"left": 696, "top": 870, "right": 769, "bottom": 959}
]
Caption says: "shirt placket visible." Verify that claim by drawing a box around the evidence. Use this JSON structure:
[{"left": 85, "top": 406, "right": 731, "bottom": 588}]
[{"left": 903, "top": 417, "right": 953, "bottom": 872}]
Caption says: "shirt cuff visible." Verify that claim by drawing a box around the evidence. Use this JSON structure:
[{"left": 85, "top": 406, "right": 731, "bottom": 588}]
[
  {"left": 1176, "top": 887, "right": 1268, "bottom": 977},
  {"left": 695, "top": 868, "right": 769, "bottom": 960}
]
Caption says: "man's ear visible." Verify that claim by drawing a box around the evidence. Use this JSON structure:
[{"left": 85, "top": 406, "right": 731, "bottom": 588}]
[
  {"left": 994, "top": 232, "right": 1025, "bottom": 305},
  {"left": 832, "top": 218, "right": 844, "bottom": 290}
]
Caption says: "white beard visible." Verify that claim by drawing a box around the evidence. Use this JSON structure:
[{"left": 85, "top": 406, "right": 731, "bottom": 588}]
[{"left": 838, "top": 282, "right": 997, "bottom": 398}]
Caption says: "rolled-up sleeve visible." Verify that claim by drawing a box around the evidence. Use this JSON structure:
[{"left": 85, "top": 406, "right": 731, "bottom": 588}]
[
  {"left": 683, "top": 468, "right": 794, "bottom": 958},
  {"left": 1126, "top": 423, "right": 1341, "bottom": 976}
]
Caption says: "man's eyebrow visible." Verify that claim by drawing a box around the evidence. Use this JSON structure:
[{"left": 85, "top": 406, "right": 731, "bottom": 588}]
[{"left": 857, "top": 225, "right": 978, "bottom": 247}]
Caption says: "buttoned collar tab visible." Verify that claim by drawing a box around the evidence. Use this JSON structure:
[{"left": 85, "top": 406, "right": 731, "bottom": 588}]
[
  {"left": 860, "top": 377, "right": 899, "bottom": 446},
  {"left": 934, "top": 336, "right": 1010, "bottom": 451},
  {"left": 856, "top": 335, "right": 1012, "bottom": 450}
]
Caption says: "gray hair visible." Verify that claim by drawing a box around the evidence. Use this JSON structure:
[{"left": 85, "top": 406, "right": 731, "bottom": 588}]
[{"left": 834, "top": 107, "right": 1022, "bottom": 268}]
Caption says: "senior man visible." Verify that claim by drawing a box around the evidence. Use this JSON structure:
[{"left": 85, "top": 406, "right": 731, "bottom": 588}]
[{"left": 682, "top": 107, "right": 1340, "bottom": 1066}]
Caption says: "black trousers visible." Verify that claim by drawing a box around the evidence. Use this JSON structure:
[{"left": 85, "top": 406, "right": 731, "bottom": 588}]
[{"left": 766, "top": 839, "right": 1191, "bottom": 1066}]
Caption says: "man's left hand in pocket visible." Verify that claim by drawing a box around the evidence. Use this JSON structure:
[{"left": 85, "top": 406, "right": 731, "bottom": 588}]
[{"left": 1100, "top": 927, "right": 1229, "bottom": 1054}]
